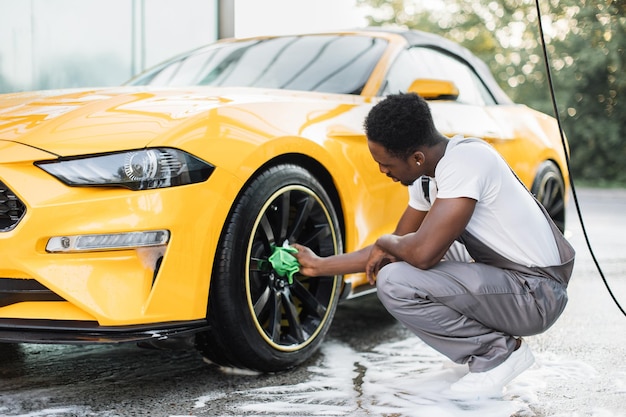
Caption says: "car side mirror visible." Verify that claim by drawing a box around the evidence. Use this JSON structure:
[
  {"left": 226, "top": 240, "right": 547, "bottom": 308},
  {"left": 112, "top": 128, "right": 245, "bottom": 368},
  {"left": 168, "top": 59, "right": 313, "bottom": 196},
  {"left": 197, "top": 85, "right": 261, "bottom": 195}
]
[{"left": 407, "top": 79, "right": 459, "bottom": 100}]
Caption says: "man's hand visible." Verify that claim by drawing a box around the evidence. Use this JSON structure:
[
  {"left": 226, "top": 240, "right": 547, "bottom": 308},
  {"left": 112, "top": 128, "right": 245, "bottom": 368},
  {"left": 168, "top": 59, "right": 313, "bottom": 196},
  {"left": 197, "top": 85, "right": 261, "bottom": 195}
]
[
  {"left": 291, "top": 243, "right": 381, "bottom": 278},
  {"left": 291, "top": 243, "right": 322, "bottom": 277},
  {"left": 365, "top": 240, "right": 397, "bottom": 285}
]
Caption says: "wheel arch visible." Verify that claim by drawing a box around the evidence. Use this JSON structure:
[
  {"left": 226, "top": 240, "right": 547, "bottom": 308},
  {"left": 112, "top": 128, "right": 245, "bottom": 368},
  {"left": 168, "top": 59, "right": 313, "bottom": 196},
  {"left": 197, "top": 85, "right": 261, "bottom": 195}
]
[{"left": 227, "top": 153, "right": 347, "bottom": 253}]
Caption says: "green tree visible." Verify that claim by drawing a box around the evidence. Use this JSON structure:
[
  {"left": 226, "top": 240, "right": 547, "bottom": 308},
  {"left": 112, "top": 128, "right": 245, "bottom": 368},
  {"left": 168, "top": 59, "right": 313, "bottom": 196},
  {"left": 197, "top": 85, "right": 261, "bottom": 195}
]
[
  {"left": 357, "top": 0, "right": 626, "bottom": 185},
  {"left": 357, "top": 0, "right": 550, "bottom": 107},
  {"left": 549, "top": 0, "right": 626, "bottom": 183}
]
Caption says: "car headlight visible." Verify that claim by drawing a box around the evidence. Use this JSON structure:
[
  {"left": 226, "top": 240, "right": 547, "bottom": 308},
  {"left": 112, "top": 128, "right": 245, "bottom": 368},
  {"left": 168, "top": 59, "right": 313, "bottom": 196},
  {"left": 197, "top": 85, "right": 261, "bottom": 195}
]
[{"left": 35, "top": 148, "right": 214, "bottom": 190}]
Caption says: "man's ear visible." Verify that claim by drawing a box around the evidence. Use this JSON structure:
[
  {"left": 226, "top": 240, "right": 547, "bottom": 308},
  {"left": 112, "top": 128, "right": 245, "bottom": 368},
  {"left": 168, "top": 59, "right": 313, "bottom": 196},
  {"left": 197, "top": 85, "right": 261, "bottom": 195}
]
[{"left": 412, "top": 151, "right": 425, "bottom": 166}]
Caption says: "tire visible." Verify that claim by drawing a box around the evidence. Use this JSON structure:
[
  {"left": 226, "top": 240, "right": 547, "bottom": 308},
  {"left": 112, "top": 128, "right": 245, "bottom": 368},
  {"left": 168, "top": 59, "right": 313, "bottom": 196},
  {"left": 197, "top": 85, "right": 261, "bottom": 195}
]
[
  {"left": 196, "top": 164, "right": 343, "bottom": 372},
  {"left": 530, "top": 161, "right": 566, "bottom": 233}
]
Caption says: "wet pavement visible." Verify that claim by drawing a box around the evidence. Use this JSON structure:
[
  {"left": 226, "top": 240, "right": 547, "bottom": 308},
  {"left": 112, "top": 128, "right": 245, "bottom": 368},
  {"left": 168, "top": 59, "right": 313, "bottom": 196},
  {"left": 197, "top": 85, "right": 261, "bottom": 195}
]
[{"left": 0, "top": 187, "right": 625, "bottom": 417}]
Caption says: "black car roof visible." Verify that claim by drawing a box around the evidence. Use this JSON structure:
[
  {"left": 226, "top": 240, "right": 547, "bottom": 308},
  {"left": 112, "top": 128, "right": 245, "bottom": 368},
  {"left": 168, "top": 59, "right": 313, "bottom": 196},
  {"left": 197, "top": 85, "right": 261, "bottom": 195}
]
[{"left": 362, "top": 27, "right": 513, "bottom": 104}]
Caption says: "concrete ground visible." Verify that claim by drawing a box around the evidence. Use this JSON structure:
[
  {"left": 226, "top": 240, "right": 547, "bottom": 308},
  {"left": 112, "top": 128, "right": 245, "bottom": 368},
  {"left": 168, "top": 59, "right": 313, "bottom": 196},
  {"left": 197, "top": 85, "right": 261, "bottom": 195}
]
[{"left": 523, "top": 187, "right": 626, "bottom": 416}]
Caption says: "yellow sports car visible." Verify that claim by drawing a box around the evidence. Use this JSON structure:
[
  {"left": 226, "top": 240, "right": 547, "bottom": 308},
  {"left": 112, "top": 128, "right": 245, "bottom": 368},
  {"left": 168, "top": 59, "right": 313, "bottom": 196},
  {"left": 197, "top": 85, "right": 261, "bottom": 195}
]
[{"left": 0, "top": 29, "right": 568, "bottom": 372}]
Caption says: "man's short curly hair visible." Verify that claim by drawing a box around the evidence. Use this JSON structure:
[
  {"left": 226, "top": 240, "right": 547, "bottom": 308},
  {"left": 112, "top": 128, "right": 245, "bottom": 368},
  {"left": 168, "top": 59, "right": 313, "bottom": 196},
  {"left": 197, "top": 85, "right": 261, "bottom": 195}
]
[{"left": 364, "top": 93, "right": 439, "bottom": 159}]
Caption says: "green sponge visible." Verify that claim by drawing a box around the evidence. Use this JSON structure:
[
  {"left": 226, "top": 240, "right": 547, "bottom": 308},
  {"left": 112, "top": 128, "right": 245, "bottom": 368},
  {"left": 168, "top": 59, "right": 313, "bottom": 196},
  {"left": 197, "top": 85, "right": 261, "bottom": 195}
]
[{"left": 268, "top": 242, "right": 300, "bottom": 284}]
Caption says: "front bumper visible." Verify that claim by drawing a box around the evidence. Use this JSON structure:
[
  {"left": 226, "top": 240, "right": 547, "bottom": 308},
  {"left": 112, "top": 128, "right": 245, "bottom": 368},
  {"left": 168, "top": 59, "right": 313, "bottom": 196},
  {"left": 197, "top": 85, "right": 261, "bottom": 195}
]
[
  {"left": 0, "top": 317, "right": 209, "bottom": 344},
  {"left": 0, "top": 141, "right": 240, "bottom": 333}
]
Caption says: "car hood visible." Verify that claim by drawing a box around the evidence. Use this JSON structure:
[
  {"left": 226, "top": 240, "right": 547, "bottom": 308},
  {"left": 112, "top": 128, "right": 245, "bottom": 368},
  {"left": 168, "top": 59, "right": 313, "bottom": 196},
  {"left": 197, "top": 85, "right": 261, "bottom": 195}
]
[{"left": 0, "top": 86, "right": 320, "bottom": 158}]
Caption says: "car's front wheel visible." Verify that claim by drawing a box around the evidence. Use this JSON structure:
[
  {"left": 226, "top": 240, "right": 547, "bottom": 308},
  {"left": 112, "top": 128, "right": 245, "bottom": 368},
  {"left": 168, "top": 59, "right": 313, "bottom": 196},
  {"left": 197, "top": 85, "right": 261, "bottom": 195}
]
[{"left": 196, "top": 164, "right": 342, "bottom": 372}]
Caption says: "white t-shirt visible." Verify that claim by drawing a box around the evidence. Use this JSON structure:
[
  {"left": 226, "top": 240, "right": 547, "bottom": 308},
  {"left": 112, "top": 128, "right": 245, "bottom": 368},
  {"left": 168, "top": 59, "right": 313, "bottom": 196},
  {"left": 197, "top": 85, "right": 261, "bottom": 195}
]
[{"left": 408, "top": 135, "right": 561, "bottom": 267}]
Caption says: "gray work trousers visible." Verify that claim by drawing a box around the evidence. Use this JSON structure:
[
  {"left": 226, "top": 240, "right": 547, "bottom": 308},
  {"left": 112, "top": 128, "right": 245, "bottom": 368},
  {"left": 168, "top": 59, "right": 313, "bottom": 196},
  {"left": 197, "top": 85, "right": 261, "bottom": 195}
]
[{"left": 376, "top": 205, "right": 575, "bottom": 372}]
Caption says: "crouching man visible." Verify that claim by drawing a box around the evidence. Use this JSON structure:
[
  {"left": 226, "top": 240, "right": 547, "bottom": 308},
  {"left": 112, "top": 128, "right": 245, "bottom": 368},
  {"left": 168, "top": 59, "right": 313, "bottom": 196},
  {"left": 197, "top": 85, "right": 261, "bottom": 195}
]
[{"left": 294, "top": 93, "right": 575, "bottom": 396}]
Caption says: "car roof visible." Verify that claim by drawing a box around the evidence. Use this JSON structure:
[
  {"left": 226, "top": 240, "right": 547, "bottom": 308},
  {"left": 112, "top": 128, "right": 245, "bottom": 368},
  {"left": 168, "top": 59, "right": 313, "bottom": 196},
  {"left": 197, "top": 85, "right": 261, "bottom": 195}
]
[{"left": 358, "top": 27, "right": 513, "bottom": 104}]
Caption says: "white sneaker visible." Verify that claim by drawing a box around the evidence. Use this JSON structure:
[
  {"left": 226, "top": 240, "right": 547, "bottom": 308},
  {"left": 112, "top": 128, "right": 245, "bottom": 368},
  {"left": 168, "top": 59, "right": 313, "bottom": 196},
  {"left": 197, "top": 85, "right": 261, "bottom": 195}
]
[{"left": 449, "top": 340, "right": 535, "bottom": 397}]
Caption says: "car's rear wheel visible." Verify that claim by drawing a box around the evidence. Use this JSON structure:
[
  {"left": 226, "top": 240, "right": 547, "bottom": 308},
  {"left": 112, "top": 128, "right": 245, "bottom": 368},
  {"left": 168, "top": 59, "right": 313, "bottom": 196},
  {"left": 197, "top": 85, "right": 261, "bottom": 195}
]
[
  {"left": 531, "top": 161, "right": 566, "bottom": 233},
  {"left": 196, "top": 164, "right": 342, "bottom": 372}
]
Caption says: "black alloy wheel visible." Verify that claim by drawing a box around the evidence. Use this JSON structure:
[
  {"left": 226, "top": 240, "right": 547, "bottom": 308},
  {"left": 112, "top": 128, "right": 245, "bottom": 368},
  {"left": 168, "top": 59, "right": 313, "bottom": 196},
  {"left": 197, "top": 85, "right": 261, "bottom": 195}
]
[{"left": 196, "top": 164, "right": 342, "bottom": 372}]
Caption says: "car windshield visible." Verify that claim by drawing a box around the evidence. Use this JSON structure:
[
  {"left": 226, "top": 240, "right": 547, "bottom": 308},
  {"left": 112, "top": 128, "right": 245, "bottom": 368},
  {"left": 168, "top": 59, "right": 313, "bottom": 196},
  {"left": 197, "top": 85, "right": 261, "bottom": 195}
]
[{"left": 127, "top": 35, "right": 388, "bottom": 95}]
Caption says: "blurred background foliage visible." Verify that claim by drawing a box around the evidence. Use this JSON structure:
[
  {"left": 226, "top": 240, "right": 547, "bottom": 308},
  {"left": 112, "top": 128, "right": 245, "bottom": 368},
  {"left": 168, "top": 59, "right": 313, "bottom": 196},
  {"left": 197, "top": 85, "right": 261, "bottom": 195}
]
[{"left": 358, "top": 0, "right": 626, "bottom": 186}]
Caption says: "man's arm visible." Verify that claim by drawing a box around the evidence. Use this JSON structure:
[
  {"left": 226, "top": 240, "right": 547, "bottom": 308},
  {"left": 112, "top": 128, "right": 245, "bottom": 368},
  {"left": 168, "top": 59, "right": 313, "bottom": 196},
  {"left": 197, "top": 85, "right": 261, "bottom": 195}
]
[
  {"left": 394, "top": 205, "right": 428, "bottom": 236},
  {"left": 368, "top": 197, "right": 476, "bottom": 279},
  {"left": 293, "top": 205, "right": 427, "bottom": 277}
]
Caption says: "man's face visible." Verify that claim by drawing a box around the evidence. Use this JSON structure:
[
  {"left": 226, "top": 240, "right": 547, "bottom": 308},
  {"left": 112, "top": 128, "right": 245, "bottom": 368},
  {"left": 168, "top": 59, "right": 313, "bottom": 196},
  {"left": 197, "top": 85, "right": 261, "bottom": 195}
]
[{"left": 367, "top": 140, "right": 422, "bottom": 186}]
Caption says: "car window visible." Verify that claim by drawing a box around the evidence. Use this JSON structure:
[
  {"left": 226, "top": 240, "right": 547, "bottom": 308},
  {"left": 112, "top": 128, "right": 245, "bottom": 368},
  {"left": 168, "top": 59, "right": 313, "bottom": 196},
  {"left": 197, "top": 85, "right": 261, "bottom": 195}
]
[
  {"left": 129, "top": 35, "right": 388, "bottom": 95},
  {"left": 380, "top": 50, "right": 418, "bottom": 97},
  {"left": 382, "top": 47, "right": 496, "bottom": 105}
]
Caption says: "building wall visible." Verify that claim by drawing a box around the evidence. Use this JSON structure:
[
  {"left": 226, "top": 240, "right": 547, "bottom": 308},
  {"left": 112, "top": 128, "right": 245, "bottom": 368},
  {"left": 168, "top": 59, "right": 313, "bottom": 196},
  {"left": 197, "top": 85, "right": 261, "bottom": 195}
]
[{"left": 0, "top": 0, "right": 220, "bottom": 93}]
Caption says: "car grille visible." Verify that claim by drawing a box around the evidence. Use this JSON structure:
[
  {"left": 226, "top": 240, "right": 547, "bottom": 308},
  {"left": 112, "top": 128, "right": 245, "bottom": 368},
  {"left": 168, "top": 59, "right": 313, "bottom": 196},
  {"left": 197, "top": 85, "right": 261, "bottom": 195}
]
[
  {"left": 0, "top": 180, "right": 26, "bottom": 232},
  {"left": 0, "top": 278, "right": 65, "bottom": 308}
]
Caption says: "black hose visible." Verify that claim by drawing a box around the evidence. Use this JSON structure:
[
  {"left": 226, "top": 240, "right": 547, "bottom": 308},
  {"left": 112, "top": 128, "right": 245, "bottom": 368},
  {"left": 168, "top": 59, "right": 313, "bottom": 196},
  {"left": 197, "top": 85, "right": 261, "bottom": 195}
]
[{"left": 534, "top": 0, "right": 626, "bottom": 317}]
